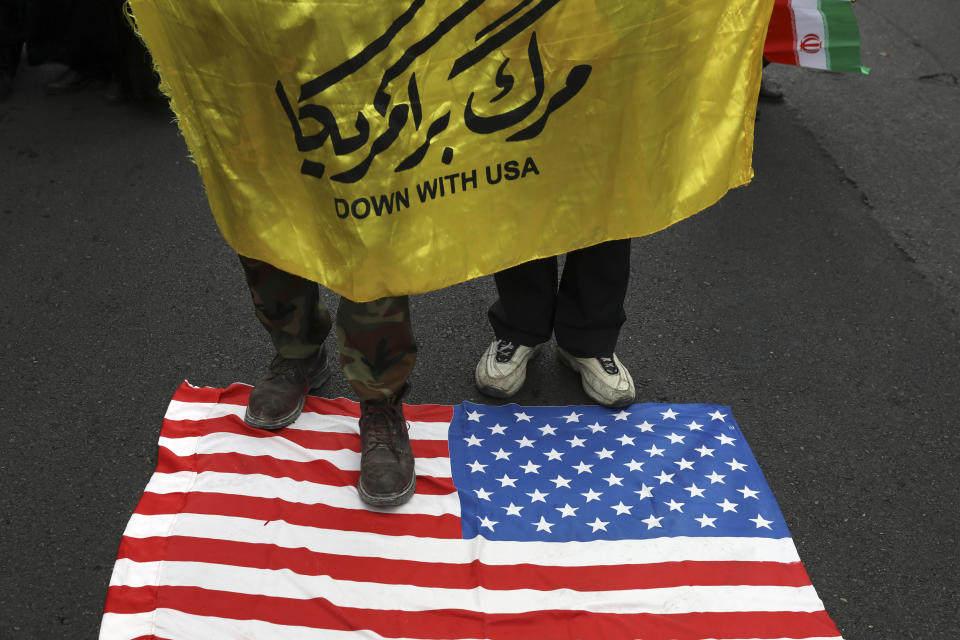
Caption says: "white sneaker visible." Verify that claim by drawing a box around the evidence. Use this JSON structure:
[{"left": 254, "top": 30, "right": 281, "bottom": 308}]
[
  {"left": 475, "top": 339, "right": 543, "bottom": 398},
  {"left": 556, "top": 347, "right": 635, "bottom": 408}
]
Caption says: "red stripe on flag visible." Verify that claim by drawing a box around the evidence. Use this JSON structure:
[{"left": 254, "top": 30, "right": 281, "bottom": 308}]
[
  {"left": 764, "top": 0, "right": 799, "bottom": 65},
  {"left": 104, "top": 586, "right": 841, "bottom": 640},
  {"left": 133, "top": 491, "right": 463, "bottom": 538},
  {"left": 117, "top": 535, "right": 816, "bottom": 592},
  {"left": 153, "top": 447, "right": 456, "bottom": 494},
  {"left": 170, "top": 381, "right": 455, "bottom": 423},
  {"left": 160, "top": 415, "right": 451, "bottom": 458}
]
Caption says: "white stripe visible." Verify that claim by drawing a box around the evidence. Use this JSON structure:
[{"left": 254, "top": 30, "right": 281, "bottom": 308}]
[
  {"left": 123, "top": 512, "right": 802, "bottom": 566},
  {"left": 144, "top": 471, "right": 459, "bottom": 515},
  {"left": 101, "top": 608, "right": 481, "bottom": 640},
  {"left": 164, "top": 400, "right": 451, "bottom": 440},
  {"left": 109, "top": 558, "right": 825, "bottom": 614},
  {"left": 790, "top": 2, "right": 829, "bottom": 70},
  {"left": 158, "top": 431, "right": 454, "bottom": 477},
  {"left": 99, "top": 611, "right": 155, "bottom": 640}
]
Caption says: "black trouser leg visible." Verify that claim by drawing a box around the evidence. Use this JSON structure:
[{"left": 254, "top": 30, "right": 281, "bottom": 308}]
[
  {"left": 488, "top": 255, "right": 558, "bottom": 347},
  {"left": 554, "top": 239, "right": 631, "bottom": 357}
]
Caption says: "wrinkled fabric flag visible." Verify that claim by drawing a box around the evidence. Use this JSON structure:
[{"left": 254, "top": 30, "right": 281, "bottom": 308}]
[
  {"left": 764, "top": 0, "right": 865, "bottom": 72},
  {"left": 127, "top": 0, "right": 772, "bottom": 301},
  {"left": 101, "top": 382, "right": 843, "bottom": 639}
]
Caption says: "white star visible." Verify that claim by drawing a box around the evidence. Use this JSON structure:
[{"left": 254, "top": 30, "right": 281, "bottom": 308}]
[
  {"left": 674, "top": 458, "right": 695, "bottom": 471},
  {"left": 526, "top": 488, "right": 549, "bottom": 503},
  {"left": 686, "top": 420, "right": 704, "bottom": 431},
  {"left": 488, "top": 423, "right": 508, "bottom": 435},
  {"left": 613, "top": 410, "right": 630, "bottom": 421},
  {"left": 595, "top": 447, "right": 615, "bottom": 460},
  {"left": 496, "top": 474, "right": 517, "bottom": 488},
  {"left": 538, "top": 424, "right": 558, "bottom": 436},
  {"left": 664, "top": 432, "right": 686, "bottom": 444},
  {"left": 564, "top": 411, "right": 582, "bottom": 423},
  {"left": 572, "top": 461, "right": 594, "bottom": 474},
  {"left": 645, "top": 444, "right": 665, "bottom": 457},
  {"left": 491, "top": 448, "right": 512, "bottom": 460},
  {"left": 550, "top": 474, "right": 572, "bottom": 489},
  {"left": 603, "top": 473, "right": 624, "bottom": 486},
  {"left": 611, "top": 501, "right": 633, "bottom": 515},
  {"left": 556, "top": 503, "right": 579, "bottom": 518},
  {"left": 661, "top": 408, "right": 678, "bottom": 420},
  {"left": 684, "top": 483, "right": 705, "bottom": 498},
  {"left": 624, "top": 459, "right": 645, "bottom": 472},
  {"left": 519, "top": 460, "right": 541, "bottom": 474},
  {"left": 715, "top": 433, "right": 737, "bottom": 446},
  {"left": 515, "top": 436, "right": 536, "bottom": 448},
  {"left": 581, "top": 488, "right": 603, "bottom": 502},
  {"left": 514, "top": 412, "right": 532, "bottom": 422},
  {"left": 705, "top": 470, "right": 726, "bottom": 484},
  {"left": 474, "top": 488, "right": 493, "bottom": 501},
  {"left": 665, "top": 499, "right": 685, "bottom": 512},
  {"left": 466, "top": 410, "right": 484, "bottom": 422},
  {"left": 586, "top": 517, "right": 610, "bottom": 532},
  {"left": 587, "top": 422, "right": 607, "bottom": 433},
  {"left": 634, "top": 483, "right": 654, "bottom": 500},
  {"left": 478, "top": 516, "right": 498, "bottom": 531},
  {"left": 750, "top": 514, "right": 773, "bottom": 529},
  {"left": 635, "top": 421, "right": 655, "bottom": 433},
  {"left": 716, "top": 498, "right": 739, "bottom": 512},
  {"left": 502, "top": 502, "right": 523, "bottom": 516},
  {"left": 544, "top": 448, "right": 564, "bottom": 461},
  {"left": 737, "top": 485, "right": 760, "bottom": 499},
  {"left": 654, "top": 470, "right": 675, "bottom": 484},
  {"left": 709, "top": 410, "right": 727, "bottom": 422},
  {"left": 532, "top": 516, "right": 554, "bottom": 532},
  {"left": 467, "top": 460, "right": 487, "bottom": 473},
  {"left": 464, "top": 434, "right": 484, "bottom": 447},
  {"left": 695, "top": 513, "right": 717, "bottom": 528},
  {"left": 567, "top": 435, "right": 587, "bottom": 448},
  {"left": 616, "top": 434, "right": 636, "bottom": 446},
  {"left": 725, "top": 458, "right": 747, "bottom": 472},
  {"left": 695, "top": 445, "right": 715, "bottom": 458},
  {"left": 641, "top": 514, "right": 663, "bottom": 529}
]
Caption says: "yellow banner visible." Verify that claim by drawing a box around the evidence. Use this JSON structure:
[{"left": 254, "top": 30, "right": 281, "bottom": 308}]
[{"left": 129, "top": 0, "right": 772, "bottom": 301}]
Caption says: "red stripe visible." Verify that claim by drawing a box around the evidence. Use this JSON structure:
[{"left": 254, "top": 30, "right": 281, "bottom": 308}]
[
  {"left": 117, "top": 534, "right": 815, "bottom": 592},
  {"left": 764, "top": 0, "right": 799, "bottom": 65},
  {"left": 104, "top": 586, "right": 840, "bottom": 639},
  {"left": 171, "top": 381, "right": 455, "bottom": 422},
  {"left": 160, "top": 415, "right": 451, "bottom": 458},
  {"left": 133, "top": 490, "right": 462, "bottom": 538},
  {"left": 153, "top": 447, "right": 456, "bottom": 495}
]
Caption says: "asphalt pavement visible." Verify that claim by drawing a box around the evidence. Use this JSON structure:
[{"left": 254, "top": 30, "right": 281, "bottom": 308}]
[{"left": 2, "top": 2, "right": 958, "bottom": 638}]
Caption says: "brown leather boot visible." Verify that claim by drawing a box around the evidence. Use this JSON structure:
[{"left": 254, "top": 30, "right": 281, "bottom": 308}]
[
  {"left": 357, "top": 392, "right": 416, "bottom": 506},
  {"left": 244, "top": 347, "right": 330, "bottom": 430}
]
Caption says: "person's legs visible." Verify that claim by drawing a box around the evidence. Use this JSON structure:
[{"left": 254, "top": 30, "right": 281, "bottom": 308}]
[
  {"left": 238, "top": 255, "right": 332, "bottom": 429},
  {"left": 476, "top": 256, "right": 557, "bottom": 397},
  {"left": 337, "top": 296, "right": 417, "bottom": 506},
  {"left": 554, "top": 239, "right": 635, "bottom": 407}
]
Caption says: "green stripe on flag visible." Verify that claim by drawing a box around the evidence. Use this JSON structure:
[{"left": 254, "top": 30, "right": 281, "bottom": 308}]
[{"left": 818, "top": 0, "right": 866, "bottom": 73}]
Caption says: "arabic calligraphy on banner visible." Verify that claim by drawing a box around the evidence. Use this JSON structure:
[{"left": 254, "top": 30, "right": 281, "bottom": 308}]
[{"left": 128, "top": 0, "right": 772, "bottom": 301}]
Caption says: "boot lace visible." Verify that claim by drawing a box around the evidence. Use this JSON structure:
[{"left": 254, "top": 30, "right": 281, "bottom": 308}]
[
  {"left": 362, "top": 402, "right": 407, "bottom": 452},
  {"left": 266, "top": 355, "right": 303, "bottom": 382}
]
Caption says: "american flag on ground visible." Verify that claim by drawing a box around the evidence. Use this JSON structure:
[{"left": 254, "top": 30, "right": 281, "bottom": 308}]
[{"left": 101, "top": 382, "right": 842, "bottom": 639}]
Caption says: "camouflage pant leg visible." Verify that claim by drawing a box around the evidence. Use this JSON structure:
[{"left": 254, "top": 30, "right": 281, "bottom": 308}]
[
  {"left": 337, "top": 296, "right": 417, "bottom": 402},
  {"left": 238, "top": 254, "right": 332, "bottom": 359}
]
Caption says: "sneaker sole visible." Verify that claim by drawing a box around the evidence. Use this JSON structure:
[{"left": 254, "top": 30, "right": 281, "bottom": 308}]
[
  {"left": 358, "top": 474, "right": 417, "bottom": 507},
  {"left": 557, "top": 348, "right": 635, "bottom": 409}
]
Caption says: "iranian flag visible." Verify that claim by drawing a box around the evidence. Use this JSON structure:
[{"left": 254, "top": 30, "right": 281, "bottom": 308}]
[{"left": 765, "top": 0, "right": 865, "bottom": 72}]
